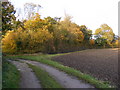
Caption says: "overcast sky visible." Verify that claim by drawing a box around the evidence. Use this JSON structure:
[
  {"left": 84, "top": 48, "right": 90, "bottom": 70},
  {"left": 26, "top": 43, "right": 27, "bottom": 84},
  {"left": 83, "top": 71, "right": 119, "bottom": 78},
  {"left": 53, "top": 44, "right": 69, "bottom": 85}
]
[{"left": 9, "top": 0, "right": 119, "bottom": 35}]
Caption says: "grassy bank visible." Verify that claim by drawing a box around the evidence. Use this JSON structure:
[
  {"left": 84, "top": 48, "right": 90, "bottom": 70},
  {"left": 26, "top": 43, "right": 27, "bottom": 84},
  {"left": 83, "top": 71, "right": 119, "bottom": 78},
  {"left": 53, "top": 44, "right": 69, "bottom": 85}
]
[
  {"left": 28, "top": 64, "right": 63, "bottom": 88},
  {"left": 7, "top": 54, "right": 115, "bottom": 89},
  {"left": 2, "top": 57, "right": 20, "bottom": 88}
]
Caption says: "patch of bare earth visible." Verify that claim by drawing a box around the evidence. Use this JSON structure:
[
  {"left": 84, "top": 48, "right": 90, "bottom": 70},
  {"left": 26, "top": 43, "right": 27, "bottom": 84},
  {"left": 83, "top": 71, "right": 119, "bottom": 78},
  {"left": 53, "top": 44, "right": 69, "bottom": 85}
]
[{"left": 52, "top": 48, "right": 119, "bottom": 86}]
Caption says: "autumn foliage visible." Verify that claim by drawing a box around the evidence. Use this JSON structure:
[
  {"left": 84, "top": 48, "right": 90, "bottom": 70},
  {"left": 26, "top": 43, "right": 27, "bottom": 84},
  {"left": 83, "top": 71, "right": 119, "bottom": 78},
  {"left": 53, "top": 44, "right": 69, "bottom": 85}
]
[
  {"left": 2, "top": 13, "right": 86, "bottom": 54},
  {"left": 90, "top": 39, "right": 95, "bottom": 45},
  {"left": 2, "top": 2, "right": 120, "bottom": 54}
]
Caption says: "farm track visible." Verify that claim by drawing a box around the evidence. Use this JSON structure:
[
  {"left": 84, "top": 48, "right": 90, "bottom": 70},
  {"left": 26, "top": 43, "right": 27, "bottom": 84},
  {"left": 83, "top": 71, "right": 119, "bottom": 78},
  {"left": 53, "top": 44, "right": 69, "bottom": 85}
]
[
  {"left": 9, "top": 60, "right": 41, "bottom": 88},
  {"left": 52, "top": 48, "right": 119, "bottom": 86},
  {"left": 19, "top": 59, "right": 95, "bottom": 88},
  {"left": 9, "top": 59, "right": 95, "bottom": 88}
]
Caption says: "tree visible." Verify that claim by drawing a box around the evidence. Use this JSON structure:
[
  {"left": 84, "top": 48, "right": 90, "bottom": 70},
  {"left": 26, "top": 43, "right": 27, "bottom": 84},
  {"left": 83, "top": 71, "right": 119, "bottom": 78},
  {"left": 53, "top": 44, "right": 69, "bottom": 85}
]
[
  {"left": 44, "top": 16, "right": 58, "bottom": 32},
  {"left": 95, "top": 37, "right": 107, "bottom": 47},
  {"left": 79, "top": 25, "right": 92, "bottom": 41},
  {"left": 2, "top": 2, "right": 16, "bottom": 34},
  {"left": 2, "top": 30, "right": 17, "bottom": 53},
  {"left": 24, "top": 13, "right": 44, "bottom": 31},
  {"left": 94, "top": 24, "right": 115, "bottom": 46},
  {"left": 60, "top": 14, "right": 72, "bottom": 30},
  {"left": 90, "top": 39, "right": 95, "bottom": 45},
  {"left": 59, "top": 15, "right": 84, "bottom": 43},
  {"left": 111, "top": 35, "right": 120, "bottom": 48},
  {"left": 12, "top": 19, "right": 24, "bottom": 30},
  {"left": 24, "top": 3, "right": 41, "bottom": 20}
]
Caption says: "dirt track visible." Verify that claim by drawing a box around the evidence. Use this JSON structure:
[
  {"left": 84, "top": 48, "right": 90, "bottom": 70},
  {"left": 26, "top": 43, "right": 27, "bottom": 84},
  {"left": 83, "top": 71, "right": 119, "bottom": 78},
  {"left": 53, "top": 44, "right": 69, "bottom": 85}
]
[
  {"left": 8, "top": 59, "right": 95, "bottom": 88},
  {"left": 52, "top": 48, "right": 119, "bottom": 86},
  {"left": 9, "top": 60, "right": 41, "bottom": 88},
  {"left": 19, "top": 59, "right": 94, "bottom": 88}
]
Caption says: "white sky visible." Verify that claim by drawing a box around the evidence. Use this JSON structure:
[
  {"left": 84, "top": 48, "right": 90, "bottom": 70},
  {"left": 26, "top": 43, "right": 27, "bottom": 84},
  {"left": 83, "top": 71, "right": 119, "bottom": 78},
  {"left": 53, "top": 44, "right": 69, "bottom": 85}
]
[{"left": 9, "top": 0, "right": 119, "bottom": 35}]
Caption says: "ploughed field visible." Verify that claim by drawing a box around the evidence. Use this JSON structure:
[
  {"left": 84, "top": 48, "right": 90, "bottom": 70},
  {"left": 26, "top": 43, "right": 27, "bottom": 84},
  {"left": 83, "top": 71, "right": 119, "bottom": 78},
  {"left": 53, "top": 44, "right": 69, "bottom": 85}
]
[{"left": 52, "top": 48, "right": 119, "bottom": 86}]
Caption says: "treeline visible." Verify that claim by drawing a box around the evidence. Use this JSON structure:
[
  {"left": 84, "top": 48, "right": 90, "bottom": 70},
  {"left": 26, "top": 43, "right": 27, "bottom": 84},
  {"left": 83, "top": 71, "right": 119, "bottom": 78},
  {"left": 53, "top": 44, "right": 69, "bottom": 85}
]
[{"left": 1, "top": 2, "right": 120, "bottom": 54}]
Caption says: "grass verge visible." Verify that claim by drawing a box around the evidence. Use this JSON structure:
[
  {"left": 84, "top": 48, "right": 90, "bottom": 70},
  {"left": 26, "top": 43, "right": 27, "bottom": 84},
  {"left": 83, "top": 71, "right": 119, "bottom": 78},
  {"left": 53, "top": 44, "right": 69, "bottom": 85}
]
[
  {"left": 7, "top": 54, "right": 116, "bottom": 89},
  {"left": 28, "top": 63, "right": 63, "bottom": 88},
  {"left": 2, "top": 57, "right": 20, "bottom": 88}
]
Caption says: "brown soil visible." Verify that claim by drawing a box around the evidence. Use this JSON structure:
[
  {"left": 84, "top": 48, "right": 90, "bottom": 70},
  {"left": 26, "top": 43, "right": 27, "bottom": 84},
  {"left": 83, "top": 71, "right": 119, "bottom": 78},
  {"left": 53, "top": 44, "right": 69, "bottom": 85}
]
[{"left": 52, "top": 48, "right": 119, "bottom": 87}]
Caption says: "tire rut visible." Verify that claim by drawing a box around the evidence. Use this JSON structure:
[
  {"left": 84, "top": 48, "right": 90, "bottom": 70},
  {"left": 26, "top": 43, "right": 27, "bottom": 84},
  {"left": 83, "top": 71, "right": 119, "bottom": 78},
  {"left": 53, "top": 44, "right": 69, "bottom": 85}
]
[
  {"left": 18, "top": 59, "right": 95, "bottom": 88},
  {"left": 8, "top": 60, "right": 41, "bottom": 88}
]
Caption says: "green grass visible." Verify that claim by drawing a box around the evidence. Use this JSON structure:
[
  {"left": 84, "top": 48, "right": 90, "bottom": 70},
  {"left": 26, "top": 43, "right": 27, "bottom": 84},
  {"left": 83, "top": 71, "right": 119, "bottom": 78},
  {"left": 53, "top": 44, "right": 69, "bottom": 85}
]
[
  {"left": 28, "top": 63, "right": 63, "bottom": 88},
  {"left": 7, "top": 54, "right": 116, "bottom": 89},
  {"left": 2, "top": 57, "right": 20, "bottom": 88}
]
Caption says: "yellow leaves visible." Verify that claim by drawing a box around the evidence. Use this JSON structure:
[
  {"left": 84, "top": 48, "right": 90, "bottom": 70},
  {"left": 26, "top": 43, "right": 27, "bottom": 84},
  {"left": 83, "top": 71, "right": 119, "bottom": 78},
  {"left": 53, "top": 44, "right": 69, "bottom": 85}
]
[
  {"left": 34, "top": 13, "right": 41, "bottom": 20},
  {"left": 58, "top": 21, "right": 84, "bottom": 43},
  {"left": 95, "top": 28, "right": 102, "bottom": 35},
  {"left": 112, "top": 40, "right": 120, "bottom": 48},
  {"left": 2, "top": 31, "right": 17, "bottom": 53},
  {"left": 90, "top": 39, "right": 95, "bottom": 45},
  {"left": 72, "top": 30, "right": 84, "bottom": 42},
  {"left": 2, "top": 27, "right": 54, "bottom": 53},
  {"left": 2, "top": 13, "right": 94, "bottom": 54},
  {"left": 115, "top": 40, "right": 118, "bottom": 47},
  {"left": 60, "top": 35, "right": 64, "bottom": 40},
  {"left": 24, "top": 13, "right": 44, "bottom": 30},
  {"left": 34, "top": 29, "right": 53, "bottom": 43},
  {"left": 100, "top": 24, "right": 112, "bottom": 31},
  {"left": 95, "top": 24, "right": 114, "bottom": 43}
]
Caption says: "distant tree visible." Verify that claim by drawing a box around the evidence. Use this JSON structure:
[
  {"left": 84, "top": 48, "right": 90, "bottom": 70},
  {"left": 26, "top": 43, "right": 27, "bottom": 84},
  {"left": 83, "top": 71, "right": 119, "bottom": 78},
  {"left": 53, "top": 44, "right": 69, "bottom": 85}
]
[
  {"left": 95, "top": 38, "right": 107, "bottom": 47},
  {"left": 54, "top": 17, "right": 61, "bottom": 22},
  {"left": 2, "top": 2, "right": 16, "bottom": 34},
  {"left": 111, "top": 35, "right": 120, "bottom": 48},
  {"left": 112, "top": 35, "right": 119, "bottom": 42},
  {"left": 94, "top": 24, "right": 115, "bottom": 46},
  {"left": 59, "top": 15, "right": 84, "bottom": 44},
  {"left": 24, "top": 3, "right": 41, "bottom": 20},
  {"left": 61, "top": 14, "right": 72, "bottom": 28}
]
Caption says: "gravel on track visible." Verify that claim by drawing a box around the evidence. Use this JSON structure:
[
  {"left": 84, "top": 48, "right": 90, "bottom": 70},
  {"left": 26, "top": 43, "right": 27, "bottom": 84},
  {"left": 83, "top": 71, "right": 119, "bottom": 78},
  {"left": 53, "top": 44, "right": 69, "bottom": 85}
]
[
  {"left": 19, "top": 59, "right": 95, "bottom": 88},
  {"left": 9, "top": 60, "right": 41, "bottom": 88}
]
